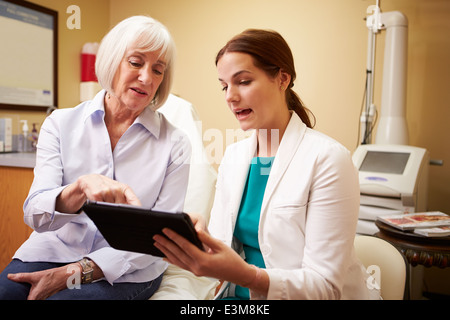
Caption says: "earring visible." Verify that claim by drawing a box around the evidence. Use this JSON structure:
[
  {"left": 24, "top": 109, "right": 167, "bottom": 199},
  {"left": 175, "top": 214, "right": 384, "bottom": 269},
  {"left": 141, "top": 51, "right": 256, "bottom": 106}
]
[{"left": 280, "top": 86, "right": 285, "bottom": 91}]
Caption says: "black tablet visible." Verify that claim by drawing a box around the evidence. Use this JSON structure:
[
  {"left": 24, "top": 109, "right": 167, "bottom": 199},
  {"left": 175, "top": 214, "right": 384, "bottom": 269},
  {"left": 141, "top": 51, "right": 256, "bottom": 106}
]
[{"left": 82, "top": 200, "right": 203, "bottom": 257}]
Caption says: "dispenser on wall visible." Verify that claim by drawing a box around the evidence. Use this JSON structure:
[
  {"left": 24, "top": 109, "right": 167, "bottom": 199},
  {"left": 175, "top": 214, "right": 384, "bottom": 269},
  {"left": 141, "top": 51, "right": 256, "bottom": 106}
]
[{"left": 80, "top": 42, "right": 101, "bottom": 102}]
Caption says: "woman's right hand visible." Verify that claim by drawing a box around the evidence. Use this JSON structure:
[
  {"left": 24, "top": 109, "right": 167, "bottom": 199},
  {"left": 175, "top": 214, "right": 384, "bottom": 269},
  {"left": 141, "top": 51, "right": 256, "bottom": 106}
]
[
  {"left": 56, "top": 174, "right": 141, "bottom": 214},
  {"left": 153, "top": 227, "right": 269, "bottom": 298},
  {"left": 77, "top": 174, "right": 141, "bottom": 205}
]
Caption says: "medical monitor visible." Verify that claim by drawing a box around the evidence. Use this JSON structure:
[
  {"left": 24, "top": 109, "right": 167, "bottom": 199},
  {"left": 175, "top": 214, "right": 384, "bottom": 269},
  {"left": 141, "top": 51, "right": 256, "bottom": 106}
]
[
  {"left": 359, "top": 151, "right": 410, "bottom": 174},
  {"left": 353, "top": 144, "right": 429, "bottom": 205}
]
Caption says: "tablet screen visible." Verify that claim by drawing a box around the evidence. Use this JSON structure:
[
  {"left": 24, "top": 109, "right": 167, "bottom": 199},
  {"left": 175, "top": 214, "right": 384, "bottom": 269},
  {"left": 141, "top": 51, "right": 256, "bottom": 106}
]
[{"left": 82, "top": 201, "right": 203, "bottom": 257}]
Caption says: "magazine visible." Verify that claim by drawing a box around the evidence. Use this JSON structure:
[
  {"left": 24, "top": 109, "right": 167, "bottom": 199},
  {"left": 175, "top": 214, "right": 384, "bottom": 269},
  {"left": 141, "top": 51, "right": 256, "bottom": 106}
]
[
  {"left": 414, "top": 226, "right": 450, "bottom": 237},
  {"left": 377, "top": 211, "right": 450, "bottom": 231}
]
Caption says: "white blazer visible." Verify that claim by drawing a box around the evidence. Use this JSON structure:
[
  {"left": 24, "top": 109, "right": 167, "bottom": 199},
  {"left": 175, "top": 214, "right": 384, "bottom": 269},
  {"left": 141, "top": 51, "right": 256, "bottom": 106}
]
[{"left": 209, "top": 112, "right": 378, "bottom": 299}]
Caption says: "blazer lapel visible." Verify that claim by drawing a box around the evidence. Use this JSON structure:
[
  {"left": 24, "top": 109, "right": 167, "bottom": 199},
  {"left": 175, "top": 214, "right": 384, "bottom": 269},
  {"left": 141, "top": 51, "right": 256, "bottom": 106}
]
[
  {"left": 261, "top": 113, "right": 307, "bottom": 212},
  {"left": 227, "top": 132, "right": 258, "bottom": 230}
]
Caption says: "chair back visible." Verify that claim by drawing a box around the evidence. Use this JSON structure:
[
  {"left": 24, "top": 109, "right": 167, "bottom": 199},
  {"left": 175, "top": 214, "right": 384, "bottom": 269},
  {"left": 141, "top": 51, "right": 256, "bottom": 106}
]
[{"left": 354, "top": 235, "right": 406, "bottom": 300}]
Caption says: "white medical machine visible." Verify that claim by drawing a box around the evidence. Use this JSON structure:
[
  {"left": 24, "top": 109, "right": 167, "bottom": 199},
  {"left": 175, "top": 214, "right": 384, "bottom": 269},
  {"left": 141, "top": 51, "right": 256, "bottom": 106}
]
[
  {"left": 361, "top": 4, "right": 409, "bottom": 146},
  {"left": 353, "top": 2, "right": 431, "bottom": 235},
  {"left": 353, "top": 144, "right": 429, "bottom": 235}
]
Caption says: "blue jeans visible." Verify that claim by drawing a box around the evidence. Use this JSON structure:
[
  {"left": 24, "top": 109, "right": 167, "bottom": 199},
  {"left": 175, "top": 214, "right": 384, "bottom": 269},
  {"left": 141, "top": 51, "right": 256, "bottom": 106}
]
[{"left": 0, "top": 259, "right": 163, "bottom": 300}]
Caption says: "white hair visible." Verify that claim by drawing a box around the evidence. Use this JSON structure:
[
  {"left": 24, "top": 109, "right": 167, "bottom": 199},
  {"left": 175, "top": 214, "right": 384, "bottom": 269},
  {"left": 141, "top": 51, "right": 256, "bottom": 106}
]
[{"left": 95, "top": 15, "right": 175, "bottom": 109}]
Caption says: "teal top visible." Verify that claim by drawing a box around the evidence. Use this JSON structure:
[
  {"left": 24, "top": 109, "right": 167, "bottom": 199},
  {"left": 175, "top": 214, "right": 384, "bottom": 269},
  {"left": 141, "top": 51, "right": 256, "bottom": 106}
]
[{"left": 233, "top": 157, "right": 274, "bottom": 299}]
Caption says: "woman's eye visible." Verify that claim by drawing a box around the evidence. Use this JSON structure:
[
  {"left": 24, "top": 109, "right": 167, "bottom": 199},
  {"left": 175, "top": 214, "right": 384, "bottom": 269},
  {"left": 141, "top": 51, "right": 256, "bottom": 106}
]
[
  {"left": 153, "top": 68, "right": 164, "bottom": 76},
  {"left": 128, "top": 60, "right": 142, "bottom": 68},
  {"left": 240, "top": 80, "right": 251, "bottom": 86},
  {"left": 221, "top": 86, "right": 228, "bottom": 92}
]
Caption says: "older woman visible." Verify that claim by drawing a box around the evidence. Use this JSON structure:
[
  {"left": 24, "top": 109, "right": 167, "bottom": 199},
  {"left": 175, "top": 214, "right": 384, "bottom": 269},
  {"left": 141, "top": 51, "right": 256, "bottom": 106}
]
[{"left": 0, "top": 16, "right": 191, "bottom": 300}]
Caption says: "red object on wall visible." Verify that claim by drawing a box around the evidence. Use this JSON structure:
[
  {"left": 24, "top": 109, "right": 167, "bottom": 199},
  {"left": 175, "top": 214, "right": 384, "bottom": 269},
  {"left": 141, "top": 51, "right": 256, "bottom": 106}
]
[{"left": 81, "top": 53, "right": 97, "bottom": 82}]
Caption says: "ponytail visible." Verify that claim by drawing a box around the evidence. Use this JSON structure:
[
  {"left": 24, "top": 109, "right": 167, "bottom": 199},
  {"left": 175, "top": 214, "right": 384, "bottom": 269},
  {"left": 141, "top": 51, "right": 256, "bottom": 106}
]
[{"left": 287, "top": 87, "right": 315, "bottom": 129}]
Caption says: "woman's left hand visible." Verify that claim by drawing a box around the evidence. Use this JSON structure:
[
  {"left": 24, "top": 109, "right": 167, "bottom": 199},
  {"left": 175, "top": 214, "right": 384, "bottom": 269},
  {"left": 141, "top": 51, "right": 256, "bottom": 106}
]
[
  {"left": 7, "top": 264, "right": 78, "bottom": 300},
  {"left": 153, "top": 228, "right": 256, "bottom": 288}
]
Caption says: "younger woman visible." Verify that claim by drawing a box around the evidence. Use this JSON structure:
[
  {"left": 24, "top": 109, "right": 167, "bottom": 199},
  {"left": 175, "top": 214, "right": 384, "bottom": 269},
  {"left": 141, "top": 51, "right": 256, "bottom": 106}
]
[{"left": 154, "top": 29, "right": 378, "bottom": 300}]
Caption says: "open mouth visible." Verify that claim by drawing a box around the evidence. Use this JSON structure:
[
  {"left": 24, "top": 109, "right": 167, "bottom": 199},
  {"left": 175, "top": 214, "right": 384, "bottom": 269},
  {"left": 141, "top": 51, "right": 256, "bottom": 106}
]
[{"left": 235, "top": 108, "right": 252, "bottom": 120}]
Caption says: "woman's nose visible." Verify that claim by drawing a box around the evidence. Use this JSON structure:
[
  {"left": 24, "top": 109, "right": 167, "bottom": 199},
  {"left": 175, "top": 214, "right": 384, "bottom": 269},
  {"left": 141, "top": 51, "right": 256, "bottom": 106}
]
[
  {"left": 138, "top": 67, "right": 153, "bottom": 85},
  {"left": 225, "top": 86, "right": 239, "bottom": 104}
]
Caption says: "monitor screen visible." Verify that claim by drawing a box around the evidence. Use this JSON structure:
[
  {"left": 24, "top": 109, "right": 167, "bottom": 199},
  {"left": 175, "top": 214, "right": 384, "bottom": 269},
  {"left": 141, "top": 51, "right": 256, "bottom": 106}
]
[{"left": 359, "top": 151, "right": 410, "bottom": 174}]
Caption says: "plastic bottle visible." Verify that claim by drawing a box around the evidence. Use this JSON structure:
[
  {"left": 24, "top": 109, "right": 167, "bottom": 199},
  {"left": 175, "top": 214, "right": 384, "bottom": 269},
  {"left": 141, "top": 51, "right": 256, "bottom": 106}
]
[
  {"left": 31, "top": 123, "right": 38, "bottom": 151},
  {"left": 19, "top": 120, "right": 29, "bottom": 152}
]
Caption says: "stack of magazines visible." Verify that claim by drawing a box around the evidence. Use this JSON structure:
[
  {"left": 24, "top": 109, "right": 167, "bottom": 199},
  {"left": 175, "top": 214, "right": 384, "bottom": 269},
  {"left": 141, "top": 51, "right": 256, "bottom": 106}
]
[{"left": 377, "top": 211, "right": 450, "bottom": 237}]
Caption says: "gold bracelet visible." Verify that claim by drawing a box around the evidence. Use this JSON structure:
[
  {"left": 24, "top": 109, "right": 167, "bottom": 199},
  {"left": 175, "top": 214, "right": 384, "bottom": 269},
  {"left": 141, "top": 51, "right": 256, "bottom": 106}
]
[{"left": 79, "top": 258, "right": 94, "bottom": 284}]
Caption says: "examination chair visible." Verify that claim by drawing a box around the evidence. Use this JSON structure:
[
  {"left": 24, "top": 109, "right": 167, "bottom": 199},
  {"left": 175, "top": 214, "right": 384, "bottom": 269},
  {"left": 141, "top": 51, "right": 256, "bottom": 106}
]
[
  {"left": 150, "top": 94, "right": 219, "bottom": 300},
  {"left": 354, "top": 235, "right": 407, "bottom": 300}
]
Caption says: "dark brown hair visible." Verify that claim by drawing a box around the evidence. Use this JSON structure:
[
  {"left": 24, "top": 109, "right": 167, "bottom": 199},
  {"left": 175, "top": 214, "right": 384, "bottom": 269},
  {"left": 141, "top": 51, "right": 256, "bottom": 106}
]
[{"left": 216, "top": 29, "right": 315, "bottom": 128}]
